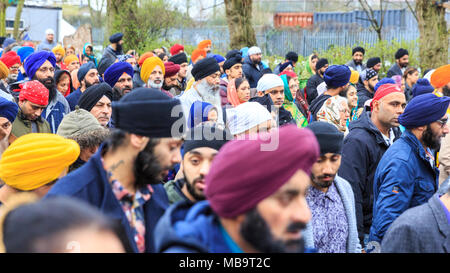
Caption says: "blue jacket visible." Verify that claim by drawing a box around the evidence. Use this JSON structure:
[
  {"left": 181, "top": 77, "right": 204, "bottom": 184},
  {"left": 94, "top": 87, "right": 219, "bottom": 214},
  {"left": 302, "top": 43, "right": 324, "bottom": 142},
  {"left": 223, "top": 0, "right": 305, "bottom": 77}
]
[
  {"left": 369, "top": 130, "right": 439, "bottom": 243},
  {"left": 42, "top": 90, "right": 70, "bottom": 133},
  {"left": 242, "top": 56, "right": 264, "bottom": 89},
  {"left": 303, "top": 175, "right": 362, "bottom": 253},
  {"left": 66, "top": 88, "right": 82, "bottom": 111},
  {"left": 154, "top": 200, "right": 233, "bottom": 253},
  {"left": 45, "top": 145, "right": 170, "bottom": 253},
  {"left": 339, "top": 111, "right": 401, "bottom": 244}
]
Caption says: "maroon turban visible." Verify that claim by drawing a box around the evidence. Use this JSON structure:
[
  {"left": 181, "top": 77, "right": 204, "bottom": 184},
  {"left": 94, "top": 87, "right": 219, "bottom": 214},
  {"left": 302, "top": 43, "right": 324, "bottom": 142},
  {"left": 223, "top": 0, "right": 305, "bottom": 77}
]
[
  {"left": 164, "top": 61, "right": 180, "bottom": 78},
  {"left": 205, "top": 125, "right": 319, "bottom": 218}
]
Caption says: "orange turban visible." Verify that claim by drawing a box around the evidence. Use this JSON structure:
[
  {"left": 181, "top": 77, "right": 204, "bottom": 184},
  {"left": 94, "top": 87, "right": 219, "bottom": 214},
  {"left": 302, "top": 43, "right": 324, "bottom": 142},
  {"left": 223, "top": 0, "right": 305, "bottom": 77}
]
[
  {"left": 430, "top": 64, "right": 450, "bottom": 89},
  {"left": 198, "top": 40, "right": 211, "bottom": 50},
  {"left": 191, "top": 48, "right": 206, "bottom": 63},
  {"left": 52, "top": 45, "right": 65, "bottom": 57},
  {"left": 0, "top": 133, "right": 80, "bottom": 191},
  {"left": 0, "top": 60, "right": 8, "bottom": 80},
  {"left": 64, "top": 54, "right": 79, "bottom": 66},
  {"left": 140, "top": 56, "right": 165, "bottom": 83},
  {"left": 349, "top": 70, "right": 360, "bottom": 85},
  {"left": 138, "top": 52, "right": 154, "bottom": 67}
]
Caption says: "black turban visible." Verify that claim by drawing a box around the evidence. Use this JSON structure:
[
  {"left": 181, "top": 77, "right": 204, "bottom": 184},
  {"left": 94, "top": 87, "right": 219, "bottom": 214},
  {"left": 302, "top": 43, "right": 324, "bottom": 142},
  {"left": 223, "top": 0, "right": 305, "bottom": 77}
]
[{"left": 78, "top": 82, "right": 113, "bottom": 112}]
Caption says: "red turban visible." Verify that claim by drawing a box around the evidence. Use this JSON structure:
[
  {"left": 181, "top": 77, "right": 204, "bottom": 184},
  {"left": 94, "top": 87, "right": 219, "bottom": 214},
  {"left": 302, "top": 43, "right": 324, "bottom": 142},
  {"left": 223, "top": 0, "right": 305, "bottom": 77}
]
[
  {"left": 19, "top": 80, "right": 49, "bottom": 106},
  {"left": 170, "top": 44, "right": 184, "bottom": 56},
  {"left": 371, "top": 83, "right": 403, "bottom": 110},
  {"left": 205, "top": 125, "right": 319, "bottom": 218},
  {"left": 164, "top": 62, "right": 180, "bottom": 78},
  {"left": 0, "top": 51, "right": 21, "bottom": 68},
  {"left": 278, "top": 70, "right": 297, "bottom": 78}
]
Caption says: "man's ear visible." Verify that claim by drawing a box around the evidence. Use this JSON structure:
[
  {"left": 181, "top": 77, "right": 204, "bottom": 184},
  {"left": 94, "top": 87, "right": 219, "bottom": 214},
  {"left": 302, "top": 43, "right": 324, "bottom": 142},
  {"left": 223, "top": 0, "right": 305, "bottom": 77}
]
[
  {"left": 129, "top": 134, "right": 149, "bottom": 151},
  {"left": 257, "top": 91, "right": 264, "bottom": 97}
]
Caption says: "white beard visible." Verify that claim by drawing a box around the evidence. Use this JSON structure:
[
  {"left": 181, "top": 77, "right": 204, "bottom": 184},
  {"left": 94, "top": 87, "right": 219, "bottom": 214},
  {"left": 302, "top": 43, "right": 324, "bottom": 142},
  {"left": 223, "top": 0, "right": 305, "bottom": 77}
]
[
  {"left": 196, "top": 80, "right": 221, "bottom": 107},
  {"left": 147, "top": 79, "right": 163, "bottom": 89}
]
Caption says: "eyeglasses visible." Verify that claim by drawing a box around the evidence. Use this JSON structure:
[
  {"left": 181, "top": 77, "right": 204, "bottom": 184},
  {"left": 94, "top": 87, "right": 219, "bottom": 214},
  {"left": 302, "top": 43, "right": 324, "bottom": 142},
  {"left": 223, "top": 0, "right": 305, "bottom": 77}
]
[
  {"left": 436, "top": 118, "right": 448, "bottom": 128},
  {"left": 37, "top": 67, "right": 55, "bottom": 73},
  {"left": 10, "top": 66, "right": 20, "bottom": 71}
]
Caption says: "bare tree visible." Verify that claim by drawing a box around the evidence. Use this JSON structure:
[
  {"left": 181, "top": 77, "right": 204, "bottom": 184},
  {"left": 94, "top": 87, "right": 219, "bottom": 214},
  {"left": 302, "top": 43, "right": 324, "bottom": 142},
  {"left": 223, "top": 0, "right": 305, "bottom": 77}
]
[
  {"left": 13, "top": 0, "right": 25, "bottom": 40},
  {"left": 224, "top": 0, "right": 256, "bottom": 49},
  {"left": 416, "top": 0, "right": 448, "bottom": 71},
  {"left": 0, "top": 0, "right": 11, "bottom": 36},
  {"left": 357, "top": 0, "right": 389, "bottom": 41},
  {"left": 88, "top": 0, "right": 106, "bottom": 28},
  {"left": 404, "top": 0, "right": 418, "bottom": 22}
]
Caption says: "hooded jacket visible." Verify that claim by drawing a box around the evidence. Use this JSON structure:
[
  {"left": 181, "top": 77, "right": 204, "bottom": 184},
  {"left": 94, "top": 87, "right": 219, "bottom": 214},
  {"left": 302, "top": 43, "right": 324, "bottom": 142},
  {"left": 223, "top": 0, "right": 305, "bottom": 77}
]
[
  {"left": 242, "top": 56, "right": 264, "bottom": 89},
  {"left": 305, "top": 74, "right": 324, "bottom": 105},
  {"left": 356, "top": 83, "right": 374, "bottom": 109},
  {"left": 54, "top": 69, "right": 74, "bottom": 97},
  {"left": 338, "top": 111, "right": 401, "bottom": 245}
]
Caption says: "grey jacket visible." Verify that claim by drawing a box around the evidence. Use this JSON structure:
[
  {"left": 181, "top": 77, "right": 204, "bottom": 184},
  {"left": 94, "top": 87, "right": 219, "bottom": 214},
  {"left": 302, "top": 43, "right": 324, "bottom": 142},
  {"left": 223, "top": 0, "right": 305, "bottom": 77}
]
[
  {"left": 381, "top": 193, "right": 450, "bottom": 253},
  {"left": 386, "top": 63, "right": 403, "bottom": 78},
  {"left": 303, "top": 175, "right": 362, "bottom": 253},
  {"left": 345, "top": 60, "right": 366, "bottom": 74}
]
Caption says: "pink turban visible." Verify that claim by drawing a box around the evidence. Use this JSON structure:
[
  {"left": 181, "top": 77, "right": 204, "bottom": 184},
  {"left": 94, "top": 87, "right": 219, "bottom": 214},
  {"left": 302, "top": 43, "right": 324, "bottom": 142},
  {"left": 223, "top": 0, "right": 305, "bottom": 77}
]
[{"left": 205, "top": 125, "right": 319, "bottom": 218}]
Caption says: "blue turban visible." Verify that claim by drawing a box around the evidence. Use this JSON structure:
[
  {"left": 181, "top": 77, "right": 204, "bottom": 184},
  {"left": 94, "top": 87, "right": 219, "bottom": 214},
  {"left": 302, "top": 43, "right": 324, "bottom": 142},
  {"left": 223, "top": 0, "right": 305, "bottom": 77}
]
[
  {"left": 77, "top": 62, "right": 97, "bottom": 82},
  {"left": 213, "top": 54, "right": 225, "bottom": 64},
  {"left": 17, "top": 46, "right": 34, "bottom": 63},
  {"left": 398, "top": 93, "right": 450, "bottom": 129},
  {"left": 188, "top": 101, "right": 215, "bottom": 129},
  {"left": 374, "top": 78, "right": 396, "bottom": 92},
  {"left": 103, "top": 62, "right": 133, "bottom": 88},
  {"left": 412, "top": 78, "right": 435, "bottom": 98},
  {"left": 323, "top": 65, "right": 351, "bottom": 88},
  {"left": 24, "top": 51, "right": 56, "bottom": 79},
  {"left": 2, "top": 38, "right": 15, "bottom": 49},
  {"left": 0, "top": 97, "right": 19, "bottom": 123}
]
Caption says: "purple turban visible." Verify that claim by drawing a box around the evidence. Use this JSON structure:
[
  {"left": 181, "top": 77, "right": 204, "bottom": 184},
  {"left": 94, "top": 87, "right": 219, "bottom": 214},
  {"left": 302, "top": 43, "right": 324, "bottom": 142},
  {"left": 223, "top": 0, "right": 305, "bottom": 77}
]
[
  {"left": 398, "top": 93, "right": 450, "bottom": 129},
  {"left": 103, "top": 62, "right": 134, "bottom": 88},
  {"left": 0, "top": 96, "right": 19, "bottom": 123},
  {"left": 205, "top": 125, "right": 320, "bottom": 218},
  {"left": 24, "top": 51, "right": 56, "bottom": 79}
]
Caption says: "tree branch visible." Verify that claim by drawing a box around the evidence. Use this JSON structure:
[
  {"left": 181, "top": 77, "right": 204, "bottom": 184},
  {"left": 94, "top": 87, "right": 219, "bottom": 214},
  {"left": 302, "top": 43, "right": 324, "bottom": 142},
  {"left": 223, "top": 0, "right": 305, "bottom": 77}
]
[{"left": 405, "top": 0, "right": 418, "bottom": 22}]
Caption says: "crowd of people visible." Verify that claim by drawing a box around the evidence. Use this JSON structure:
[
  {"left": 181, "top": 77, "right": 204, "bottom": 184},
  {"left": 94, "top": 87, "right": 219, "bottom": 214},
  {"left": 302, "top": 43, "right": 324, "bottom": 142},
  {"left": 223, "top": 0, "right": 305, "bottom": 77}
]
[{"left": 0, "top": 28, "right": 448, "bottom": 254}]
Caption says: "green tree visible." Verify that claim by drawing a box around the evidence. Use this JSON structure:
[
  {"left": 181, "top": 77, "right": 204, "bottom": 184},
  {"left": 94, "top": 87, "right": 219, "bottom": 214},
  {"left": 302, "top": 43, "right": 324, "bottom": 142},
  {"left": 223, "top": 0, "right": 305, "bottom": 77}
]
[
  {"left": 416, "top": 0, "right": 448, "bottom": 71},
  {"left": 224, "top": 0, "right": 256, "bottom": 49}
]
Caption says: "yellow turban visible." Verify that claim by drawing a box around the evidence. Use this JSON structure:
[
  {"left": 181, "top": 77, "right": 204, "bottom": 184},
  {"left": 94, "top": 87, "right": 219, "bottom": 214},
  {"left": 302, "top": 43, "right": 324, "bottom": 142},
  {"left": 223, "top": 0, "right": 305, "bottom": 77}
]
[
  {"left": 0, "top": 133, "right": 80, "bottom": 191},
  {"left": 140, "top": 56, "right": 165, "bottom": 84},
  {"left": 52, "top": 45, "right": 65, "bottom": 57},
  {"left": 64, "top": 54, "right": 79, "bottom": 66},
  {"left": 0, "top": 60, "right": 8, "bottom": 80},
  {"left": 430, "top": 64, "right": 450, "bottom": 89},
  {"left": 349, "top": 70, "right": 360, "bottom": 85}
]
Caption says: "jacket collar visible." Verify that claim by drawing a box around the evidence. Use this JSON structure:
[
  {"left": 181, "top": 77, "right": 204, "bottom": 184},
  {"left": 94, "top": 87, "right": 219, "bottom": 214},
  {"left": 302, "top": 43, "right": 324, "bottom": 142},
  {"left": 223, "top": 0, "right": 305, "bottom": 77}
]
[
  {"left": 18, "top": 108, "right": 44, "bottom": 124},
  {"left": 350, "top": 111, "right": 400, "bottom": 147},
  {"left": 402, "top": 129, "right": 430, "bottom": 162},
  {"left": 428, "top": 194, "right": 450, "bottom": 251}
]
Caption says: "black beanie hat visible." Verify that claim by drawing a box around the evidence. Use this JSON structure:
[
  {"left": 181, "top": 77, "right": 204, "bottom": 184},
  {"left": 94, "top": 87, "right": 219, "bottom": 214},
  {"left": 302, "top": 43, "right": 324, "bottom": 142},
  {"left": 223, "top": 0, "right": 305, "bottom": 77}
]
[
  {"left": 78, "top": 82, "right": 113, "bottom": 112},
  {"left": 112, "top": 87, "right": 185, "bottom": 138},
  {"left": 285, "top": 51, "right": 298, "bottom": 63},
  {"left": 366, "top": 57, "right": 381, "bottom": 68},
  {"left": 191, "top": 57, "right": 220, "bottom": 81},
  {"left": 395, "top": 48, "right": 409, "bottom": 60},
  {"left": 315, "top": 58, "right": 329, "bottom": 71},
  {"left": 306, "top": 121, "right": 344, "bottom": 155},
  {"left": 352, "top": 46, "right": 365, "bottom": 56},
  {"left": 168, "top": 52, "right": 188, "bottom": 65},
  {"left": 183, "top": 124, "right": 231, "bottom": 156}
]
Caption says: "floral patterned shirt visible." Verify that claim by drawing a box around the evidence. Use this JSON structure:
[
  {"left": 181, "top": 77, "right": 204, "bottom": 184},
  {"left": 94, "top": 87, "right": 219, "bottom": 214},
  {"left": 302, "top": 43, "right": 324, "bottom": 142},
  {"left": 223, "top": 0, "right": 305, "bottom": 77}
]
[{"left": 306, "top": 182, "right": 348, "bottom": 253}]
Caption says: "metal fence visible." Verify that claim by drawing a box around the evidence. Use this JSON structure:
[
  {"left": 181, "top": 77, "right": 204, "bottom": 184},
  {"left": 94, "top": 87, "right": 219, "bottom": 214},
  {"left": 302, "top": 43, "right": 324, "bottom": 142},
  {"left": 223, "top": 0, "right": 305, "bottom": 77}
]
[{"left": 166, "top": 26, "right": 420, "bottom": 57}]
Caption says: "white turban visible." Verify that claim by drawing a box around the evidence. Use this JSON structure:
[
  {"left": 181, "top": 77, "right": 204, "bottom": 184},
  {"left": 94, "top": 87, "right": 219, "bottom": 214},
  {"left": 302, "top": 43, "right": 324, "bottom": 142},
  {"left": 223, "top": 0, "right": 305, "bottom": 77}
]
[
  {"left": 45, "top": 29, "right": 55, "bottom": 35},
  {"left": 317, "top": 82, "right": 327, "bottom": 97},
  {"left": 424, "top": 69, "right": 435, "bottom": 83},
  {"left": 256, "top": 73, "right": 284, "bottom": 92},
  {"left": 248, "top": 46, "right": 262, "bottom": 56},
  {"left": 226, "top": 102, "right": 273, "bottom": 136}
]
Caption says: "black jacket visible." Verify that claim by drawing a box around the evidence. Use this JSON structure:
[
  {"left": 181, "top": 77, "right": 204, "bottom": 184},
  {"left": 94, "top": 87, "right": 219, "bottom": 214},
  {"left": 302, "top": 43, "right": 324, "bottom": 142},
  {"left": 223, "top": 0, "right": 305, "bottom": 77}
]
[
  {"left": 309, "top": 94, "right": 331, "bottom": 121},
  {"left": 338, "top": 111, "right": 402, "bottom": 246},
  {"left": 386, "top": 63, "right": 403, "bottom": 78},
  {"left": 242, "top": 56, "right": 264, "bottom": 89},
  {"left": 356, "top": 83, "right": 374, "bottom": 109},
  {"left": 305, "top": 74, "right": 324, "bottom": 105}
]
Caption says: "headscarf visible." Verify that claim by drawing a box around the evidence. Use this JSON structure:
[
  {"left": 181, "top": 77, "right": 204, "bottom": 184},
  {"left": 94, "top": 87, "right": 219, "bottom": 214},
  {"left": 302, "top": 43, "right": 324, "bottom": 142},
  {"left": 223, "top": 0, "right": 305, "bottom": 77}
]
[
  {"left": 204, "top": 125, "right": 319, "bottom": 218},
  {"left": 226, "top": 102, "right": 272, "bottom": 136},
  {"left": 430, "top": 64, "right": 450, "bottom": 89},
  {"left": 140, "top": 56, "right": 165, "bottom": 84},
  {"left": 226, "top": 79, "right": 242, "bottom": 107},
  {"left": 0, "top": 133, "right": 80, "bottom": 191},
  {"left": 104, "top": 62, "right": 133, "bottom": 87},
  {"left": 18, "top": 80, "right": 49, "bottom": 106},
  {"left": 281, "top": 74, "right": 308, "bottom": 128},
  {"left": 316, "top": 95, "right": 348, "bottom": 133},
  {"left": 78, "top": 82, "right": 113, "bottom": 112},
  {"left": 306, "top": 54, "right": 318, "bottom": 75},
  {"left": 398, "top": 93, "right": 450, "bottom": 129},
  {"left": 23, "top": 51, "right": 56, "bottom": 79},
  {"left": 54, "top": 69, "right": 73, "bottom": 97},
  {"left": 83, "top": 43, "right": 97, "bottom": 67},
  {"left": 0, "top": 96, "right": 18, "bottom": 123},
  {"left": 188, "top": 101, "right": 216, "bottom": 129}
]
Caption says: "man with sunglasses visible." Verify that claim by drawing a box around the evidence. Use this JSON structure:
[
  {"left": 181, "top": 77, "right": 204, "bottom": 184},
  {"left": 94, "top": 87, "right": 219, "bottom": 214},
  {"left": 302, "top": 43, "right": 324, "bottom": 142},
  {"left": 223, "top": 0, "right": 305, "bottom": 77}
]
[{"left": 367, "top": 93, "right": 450, "bottom": 252}]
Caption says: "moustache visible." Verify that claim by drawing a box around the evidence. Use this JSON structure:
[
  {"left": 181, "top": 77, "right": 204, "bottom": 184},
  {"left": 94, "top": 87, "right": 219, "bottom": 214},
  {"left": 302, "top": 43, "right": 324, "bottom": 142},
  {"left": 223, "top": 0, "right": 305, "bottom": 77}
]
[
  {"left": 286, "top": 222, "right": 307, "bottom": 233},
  {"left": 317, "top": 174, "right": 334, "bottom": 180}
]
